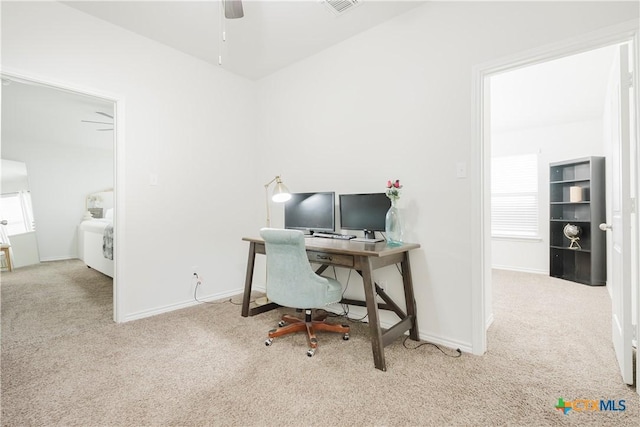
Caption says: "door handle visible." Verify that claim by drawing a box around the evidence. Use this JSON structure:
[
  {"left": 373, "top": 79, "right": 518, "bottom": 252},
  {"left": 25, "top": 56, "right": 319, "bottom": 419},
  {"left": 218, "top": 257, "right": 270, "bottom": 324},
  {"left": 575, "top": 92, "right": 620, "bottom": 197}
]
[{"left": 599, "top": 223, "right": 612, "bottom": 231}]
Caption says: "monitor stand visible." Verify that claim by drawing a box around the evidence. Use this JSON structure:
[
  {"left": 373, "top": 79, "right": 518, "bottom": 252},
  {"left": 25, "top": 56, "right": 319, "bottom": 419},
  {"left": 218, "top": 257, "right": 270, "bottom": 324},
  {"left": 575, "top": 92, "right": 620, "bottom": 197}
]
[{"left": 363, "top": 229, "right": 376, "bottom": 240}]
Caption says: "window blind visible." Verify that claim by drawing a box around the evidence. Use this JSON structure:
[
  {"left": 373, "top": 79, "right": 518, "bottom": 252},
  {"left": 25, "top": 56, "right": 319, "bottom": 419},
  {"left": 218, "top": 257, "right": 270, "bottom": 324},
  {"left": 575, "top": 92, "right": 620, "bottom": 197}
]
[
  {"left": 0, "top": 191, "right": 35, "bottom": 235},
  {"left": 491, "top": 154, "right": 539, "bottom": 238}
]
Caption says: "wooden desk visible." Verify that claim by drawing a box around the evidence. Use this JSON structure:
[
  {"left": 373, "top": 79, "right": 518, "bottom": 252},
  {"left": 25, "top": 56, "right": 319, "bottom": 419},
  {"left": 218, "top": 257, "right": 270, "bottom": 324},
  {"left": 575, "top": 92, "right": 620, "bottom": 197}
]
[{"left": 241, "top": 236, "right": 420, "bottom": 371}]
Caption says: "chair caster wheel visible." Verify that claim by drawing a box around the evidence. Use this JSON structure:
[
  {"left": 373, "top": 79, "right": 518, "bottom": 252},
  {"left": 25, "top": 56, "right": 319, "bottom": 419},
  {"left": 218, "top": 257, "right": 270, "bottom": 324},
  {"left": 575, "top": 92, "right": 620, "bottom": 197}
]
[
  {"left": 343, "top": 333, "right": 350, "bottom": 340},
  {"left": 306, "top": 348, "right": 315, "bottom": 357},
  {"left": 278, "top": 320, "right": 286, "bottom": 327},
  {"left": 265, "top": 338, "right": 273, "bottom": 346}
]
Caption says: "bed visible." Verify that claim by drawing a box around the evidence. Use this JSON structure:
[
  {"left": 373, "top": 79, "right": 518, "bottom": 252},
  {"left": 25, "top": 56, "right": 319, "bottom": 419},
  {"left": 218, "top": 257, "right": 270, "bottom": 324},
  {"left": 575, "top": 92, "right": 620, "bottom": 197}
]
[{"left": 78, "top": 190, "right": 114, "bottom": 278}]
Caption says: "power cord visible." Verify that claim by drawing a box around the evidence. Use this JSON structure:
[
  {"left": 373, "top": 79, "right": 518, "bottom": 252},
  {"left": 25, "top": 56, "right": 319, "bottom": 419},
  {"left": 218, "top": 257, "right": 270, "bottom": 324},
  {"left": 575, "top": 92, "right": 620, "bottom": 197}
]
[
  {"left": 192, "top": 273, "right": 250, "bottom": 305},
  {"left": 318, "top": 269, "right": 370, "bottom": 322},
  {"left": 402, "top": 336, "right": 462, "bottom": 358}
]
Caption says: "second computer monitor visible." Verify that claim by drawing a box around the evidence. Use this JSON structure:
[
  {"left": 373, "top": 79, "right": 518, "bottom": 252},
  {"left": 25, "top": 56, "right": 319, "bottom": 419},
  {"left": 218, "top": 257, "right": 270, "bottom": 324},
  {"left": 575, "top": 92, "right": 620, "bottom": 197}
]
[
  {"left": 339, "top": 193, "right": 391, "bottom": 237},
  {"left": 284, "top": 192, "right": 335, "bottom": 234}
]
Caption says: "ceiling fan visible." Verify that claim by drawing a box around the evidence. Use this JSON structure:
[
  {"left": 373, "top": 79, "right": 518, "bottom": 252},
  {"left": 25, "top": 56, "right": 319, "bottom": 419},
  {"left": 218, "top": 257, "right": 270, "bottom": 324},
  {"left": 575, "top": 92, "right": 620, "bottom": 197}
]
[
  {"left": 218, "top": 0, "right": 244, "bottom": 65},
  {"left": 81, "top": 111, "right": 113, "bottom": 131},
  {"left": 224, "top": 0, "right": 244, "bottom": 19}
]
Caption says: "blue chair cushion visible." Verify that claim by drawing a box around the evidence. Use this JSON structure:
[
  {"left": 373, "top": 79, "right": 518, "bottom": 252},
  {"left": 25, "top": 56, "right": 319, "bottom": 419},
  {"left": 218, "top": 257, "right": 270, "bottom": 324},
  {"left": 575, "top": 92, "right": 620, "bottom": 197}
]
[{"left": 260, "top": 228, "right": 343, "bottom": 309}]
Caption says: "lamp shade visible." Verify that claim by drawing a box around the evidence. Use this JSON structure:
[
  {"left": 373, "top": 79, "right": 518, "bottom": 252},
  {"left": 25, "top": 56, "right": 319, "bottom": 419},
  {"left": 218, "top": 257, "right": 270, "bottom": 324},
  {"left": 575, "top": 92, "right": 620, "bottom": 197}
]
[{"left": 272, "top": 179, "right": 291, "bottom": 203}]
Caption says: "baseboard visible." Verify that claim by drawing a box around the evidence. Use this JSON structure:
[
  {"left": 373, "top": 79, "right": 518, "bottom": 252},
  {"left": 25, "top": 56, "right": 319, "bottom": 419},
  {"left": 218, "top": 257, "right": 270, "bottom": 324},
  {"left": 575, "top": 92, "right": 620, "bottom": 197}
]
[
  {"left": 124, "top": 287, "right": 246, "bottom": 322},
  {"left": 124, "top": 289, "right": 473, "bottom": 353},
  {"left": 125, "top": 299, "right": 198, "bottom": 322},
  {"left": 492, "top": 265, "right": 547, "bottom": 275},
  {"left": 40, "top": 256, "right": 75, "bottom": 262},
  {"left": 418, "top": 332, "right": 472, "bottom": 354},
  {"left": 486, "top": 312, "right": 495, "bottom": 330},
  {"left": 324, "top": 304, "right": 473, "bottom": 354}
]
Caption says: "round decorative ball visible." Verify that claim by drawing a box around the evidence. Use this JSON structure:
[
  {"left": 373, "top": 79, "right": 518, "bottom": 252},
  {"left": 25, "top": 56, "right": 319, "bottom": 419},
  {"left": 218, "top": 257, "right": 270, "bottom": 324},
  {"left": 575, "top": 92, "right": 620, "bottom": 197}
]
[{"left": 563, "top": 223, "right": 581, "bottom": 239}]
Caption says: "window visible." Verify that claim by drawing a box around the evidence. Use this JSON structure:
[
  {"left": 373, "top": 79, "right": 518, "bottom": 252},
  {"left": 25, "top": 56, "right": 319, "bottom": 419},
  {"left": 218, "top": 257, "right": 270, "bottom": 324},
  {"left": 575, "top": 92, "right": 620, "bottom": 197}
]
[
  {"left": 491, "top": 154, "right": 539, "bottom": 238},
  {"left": 0, "top": 191, "right": 35, "bottom": 235}
]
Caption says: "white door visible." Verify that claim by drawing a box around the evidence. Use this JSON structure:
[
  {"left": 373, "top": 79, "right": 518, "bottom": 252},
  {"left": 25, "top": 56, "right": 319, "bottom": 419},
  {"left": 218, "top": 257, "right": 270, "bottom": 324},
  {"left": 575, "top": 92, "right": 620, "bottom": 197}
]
[{"left": 601, "top": 43, "right": 634, "bottom": 385}]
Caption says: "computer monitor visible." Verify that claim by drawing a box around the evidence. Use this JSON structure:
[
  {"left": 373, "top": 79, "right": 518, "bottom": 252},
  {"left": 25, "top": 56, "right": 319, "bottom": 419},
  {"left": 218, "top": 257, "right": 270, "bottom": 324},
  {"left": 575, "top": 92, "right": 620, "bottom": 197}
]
[
  {"left": 339, "top": 193, "right": 391, "bottom": 239},
  {"left": 284, "top": 192, "right": 335, "bottom": 234}
]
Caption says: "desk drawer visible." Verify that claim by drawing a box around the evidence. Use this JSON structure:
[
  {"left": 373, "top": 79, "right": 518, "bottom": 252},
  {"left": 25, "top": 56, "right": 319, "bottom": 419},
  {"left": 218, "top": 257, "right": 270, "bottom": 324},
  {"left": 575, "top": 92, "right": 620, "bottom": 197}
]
[{"left": 307, "top": 251, "right": 354, "bottom": 268}]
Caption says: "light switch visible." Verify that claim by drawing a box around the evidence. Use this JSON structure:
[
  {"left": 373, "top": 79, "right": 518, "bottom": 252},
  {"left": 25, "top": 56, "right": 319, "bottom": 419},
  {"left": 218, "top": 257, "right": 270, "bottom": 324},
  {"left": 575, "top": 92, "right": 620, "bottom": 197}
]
[{"left": 456, "top": 162, "right": 467, "bottom": 179}]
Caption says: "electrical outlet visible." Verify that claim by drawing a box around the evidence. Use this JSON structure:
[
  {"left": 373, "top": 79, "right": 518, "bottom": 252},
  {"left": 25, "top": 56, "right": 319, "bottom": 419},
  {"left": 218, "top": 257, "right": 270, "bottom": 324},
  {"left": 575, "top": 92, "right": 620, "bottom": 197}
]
[
  {"left": 456, "top": 161, "right": 467, "bottom": 179},
  {"left": 191, "top": 266, "right": 201, "bottom": 286}
]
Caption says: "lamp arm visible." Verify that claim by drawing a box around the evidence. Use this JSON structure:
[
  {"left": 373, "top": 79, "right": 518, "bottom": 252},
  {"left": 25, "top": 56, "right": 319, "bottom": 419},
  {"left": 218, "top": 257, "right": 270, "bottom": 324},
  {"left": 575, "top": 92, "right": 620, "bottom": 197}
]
[
  {"left": 265, "top": 185, "right": 271, "bottom": 227},
  {"left": 264, "top": 175, "right": 289, "bottom": 227},
  {"left": 263, "top": 176, "right": 279, "bottom": 188}
]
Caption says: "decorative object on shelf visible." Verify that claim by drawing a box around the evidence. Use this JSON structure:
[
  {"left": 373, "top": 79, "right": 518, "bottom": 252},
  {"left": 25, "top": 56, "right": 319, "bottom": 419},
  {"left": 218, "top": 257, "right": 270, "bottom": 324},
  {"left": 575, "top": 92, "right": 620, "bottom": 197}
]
[
  {"left": 385, "top": 179, "right": 403, "bottom": 246},
  {"left": 569, "top": 186, "right": 583, "bottom": 202},
  {"left": 563, "top": 223, "right": 582, "bottom": 250}
]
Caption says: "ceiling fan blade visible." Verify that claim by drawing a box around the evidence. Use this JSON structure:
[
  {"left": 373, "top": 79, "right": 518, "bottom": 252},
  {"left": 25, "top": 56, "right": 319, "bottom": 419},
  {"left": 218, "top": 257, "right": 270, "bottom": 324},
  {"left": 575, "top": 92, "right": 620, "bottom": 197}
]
[
  {"left": 96, "top": 111, "right": 113, "bottom": 119},
  {"left": 224, "top": 0, "right": 244, "bottom": 19},
  {"left": 82, "top": 120, "right": 113, "bottom": 125}
]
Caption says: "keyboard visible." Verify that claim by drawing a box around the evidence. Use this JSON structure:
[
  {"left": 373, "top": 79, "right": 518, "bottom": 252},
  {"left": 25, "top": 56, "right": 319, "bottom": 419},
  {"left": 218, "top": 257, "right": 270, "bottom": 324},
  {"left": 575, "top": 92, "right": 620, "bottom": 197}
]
[
  {"left": 313, "top": 233, "right": 356, "bottom": 240},
  {"left": 351, "top": 237, "right": 384, "bottom": 243}
]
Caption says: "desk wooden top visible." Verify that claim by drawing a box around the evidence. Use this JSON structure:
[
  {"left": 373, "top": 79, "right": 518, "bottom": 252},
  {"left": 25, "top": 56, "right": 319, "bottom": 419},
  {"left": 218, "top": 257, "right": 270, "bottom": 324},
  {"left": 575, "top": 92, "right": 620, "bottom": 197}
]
[{"left": 242, "top": 236, "right": 420, "bottom": 257}]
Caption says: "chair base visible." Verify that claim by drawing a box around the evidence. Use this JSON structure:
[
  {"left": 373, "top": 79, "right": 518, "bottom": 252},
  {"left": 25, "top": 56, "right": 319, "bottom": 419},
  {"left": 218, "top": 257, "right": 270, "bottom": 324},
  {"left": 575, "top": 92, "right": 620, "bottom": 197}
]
[{"left": 266, "top": 309, "right": 350, "bottom": 356}]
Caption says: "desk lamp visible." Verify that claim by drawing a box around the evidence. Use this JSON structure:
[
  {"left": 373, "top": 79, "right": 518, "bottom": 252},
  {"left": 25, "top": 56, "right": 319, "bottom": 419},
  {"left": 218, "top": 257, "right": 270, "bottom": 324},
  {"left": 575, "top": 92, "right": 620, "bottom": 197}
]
[
  {"left": 257, "top": 175, "right": 291, "bottom": 306},
  {"left": 264, "top": 175, "right": 291, "bottom": 227}
]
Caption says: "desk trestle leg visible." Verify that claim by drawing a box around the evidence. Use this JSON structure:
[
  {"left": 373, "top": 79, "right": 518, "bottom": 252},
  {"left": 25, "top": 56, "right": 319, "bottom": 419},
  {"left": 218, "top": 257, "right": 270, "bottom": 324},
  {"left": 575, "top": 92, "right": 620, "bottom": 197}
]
[{"left": 359, "top": 256, "right": 387, "bottom": 371}]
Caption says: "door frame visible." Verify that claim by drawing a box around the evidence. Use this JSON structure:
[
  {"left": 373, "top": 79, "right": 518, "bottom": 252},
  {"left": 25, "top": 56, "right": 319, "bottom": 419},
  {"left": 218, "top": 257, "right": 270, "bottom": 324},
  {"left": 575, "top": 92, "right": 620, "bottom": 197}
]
[
  {"left": 471, "top": 19, "right": 639, "bottom": 384},
  {"left": 0, "top": 67, "right": 126, "bottom": 323}
]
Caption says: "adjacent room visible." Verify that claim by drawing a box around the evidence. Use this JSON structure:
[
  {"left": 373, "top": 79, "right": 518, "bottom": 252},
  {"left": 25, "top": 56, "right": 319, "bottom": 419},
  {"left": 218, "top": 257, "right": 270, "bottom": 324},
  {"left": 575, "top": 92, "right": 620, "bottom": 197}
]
[{"left": 1, "top": 1, "right": 639, "bottom": 425}]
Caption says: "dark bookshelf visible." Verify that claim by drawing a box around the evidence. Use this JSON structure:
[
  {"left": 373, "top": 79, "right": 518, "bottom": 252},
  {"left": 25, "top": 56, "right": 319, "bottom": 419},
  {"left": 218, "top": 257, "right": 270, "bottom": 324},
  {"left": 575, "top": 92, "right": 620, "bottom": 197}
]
[{"left": 549, "top": 157, "right": 605, "bottom": 286}]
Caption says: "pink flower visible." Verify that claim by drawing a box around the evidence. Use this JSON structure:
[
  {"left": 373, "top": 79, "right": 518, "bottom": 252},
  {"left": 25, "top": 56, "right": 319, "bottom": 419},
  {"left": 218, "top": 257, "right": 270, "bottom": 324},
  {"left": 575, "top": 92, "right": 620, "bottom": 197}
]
[{"left": 385, "top": 179, "right": 403, "bottom": 201}]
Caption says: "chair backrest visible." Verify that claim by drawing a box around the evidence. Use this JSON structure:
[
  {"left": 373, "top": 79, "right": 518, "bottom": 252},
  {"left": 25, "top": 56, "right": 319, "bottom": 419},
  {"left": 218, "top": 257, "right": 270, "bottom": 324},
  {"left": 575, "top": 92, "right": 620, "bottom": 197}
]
[{"left": 259, "top": 228, "right": 334, "bottom": 309}]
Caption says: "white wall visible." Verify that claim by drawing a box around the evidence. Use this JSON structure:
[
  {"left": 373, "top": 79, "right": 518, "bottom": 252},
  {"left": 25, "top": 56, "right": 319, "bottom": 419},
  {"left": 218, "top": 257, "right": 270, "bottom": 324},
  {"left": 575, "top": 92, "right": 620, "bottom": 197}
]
[
  {"left": 1, "top": 141, "right": 113, "bottom": 261},
  {"left": 2, "top": 1, "right": 637, "bottom": 350},
  {"left": 1, "top": 1, "right": 261, "bottom": 319},
  {"left": 257, "top": 1, "right": 638, "bottom": 350},
  {"left": 491, "top": 119, "right": 606, "bottom": 273}
]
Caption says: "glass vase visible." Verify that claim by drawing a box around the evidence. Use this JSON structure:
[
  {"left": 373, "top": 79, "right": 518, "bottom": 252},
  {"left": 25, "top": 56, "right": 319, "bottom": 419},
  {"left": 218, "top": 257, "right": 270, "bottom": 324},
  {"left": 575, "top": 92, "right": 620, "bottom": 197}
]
[{"left": 385, "top": 199, "right": 403, "bottom": 246}]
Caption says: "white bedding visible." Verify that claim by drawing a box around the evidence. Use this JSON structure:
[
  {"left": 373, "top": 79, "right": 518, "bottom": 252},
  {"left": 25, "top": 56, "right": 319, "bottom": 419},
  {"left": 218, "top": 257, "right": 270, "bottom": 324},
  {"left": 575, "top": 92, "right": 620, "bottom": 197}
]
[
  {"left": 79, "top": 218, "right": 111, "bottom": 233},
  {"left": 78, "top": 218, "right": 114, "bottom": 278}
]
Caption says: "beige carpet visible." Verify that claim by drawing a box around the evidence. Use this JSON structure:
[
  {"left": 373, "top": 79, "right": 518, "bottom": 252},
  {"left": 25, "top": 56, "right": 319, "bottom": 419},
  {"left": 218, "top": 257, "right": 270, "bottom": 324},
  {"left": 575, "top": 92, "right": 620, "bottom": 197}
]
[{"left": 1, "top": 261, "right": 638, "bottom": 426}]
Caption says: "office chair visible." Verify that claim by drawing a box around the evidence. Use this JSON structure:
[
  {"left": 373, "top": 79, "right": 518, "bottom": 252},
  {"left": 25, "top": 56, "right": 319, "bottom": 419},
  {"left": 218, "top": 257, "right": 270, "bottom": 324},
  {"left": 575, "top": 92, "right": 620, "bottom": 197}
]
[{"left": 260, "top": 228, "right": 350, "bottom": 357}]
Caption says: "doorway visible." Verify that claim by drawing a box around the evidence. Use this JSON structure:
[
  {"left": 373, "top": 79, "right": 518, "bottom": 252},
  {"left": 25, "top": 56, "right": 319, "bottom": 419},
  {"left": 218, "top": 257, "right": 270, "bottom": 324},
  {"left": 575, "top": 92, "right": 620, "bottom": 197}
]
[
  {"left": 0, "top": 72, "right": 121, "bottom": 322},
  {"left": 489, "top": 46, "right": 618, "bottom": 276},
  {"left": 472, "top": 23, "right": 639, "bottom": 388}
]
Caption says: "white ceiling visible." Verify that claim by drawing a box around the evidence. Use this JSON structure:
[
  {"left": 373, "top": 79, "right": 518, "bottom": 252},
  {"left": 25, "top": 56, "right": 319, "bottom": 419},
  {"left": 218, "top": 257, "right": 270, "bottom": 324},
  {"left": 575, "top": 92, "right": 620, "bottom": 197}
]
[
  {"left": 61, "top": 0, "right": 620, "bottom": 129},
  {"left": 62, "top": 0, "right": 427, "bottom": 80},
  {"left": 491, "top": 44, "right": 618, "bottom": 133},
  {"left": 1, "top": 2, "right": 620, "bottom": 147},
  {"left": 1, "top": 78, "right": 114, "bottom": 151}
]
